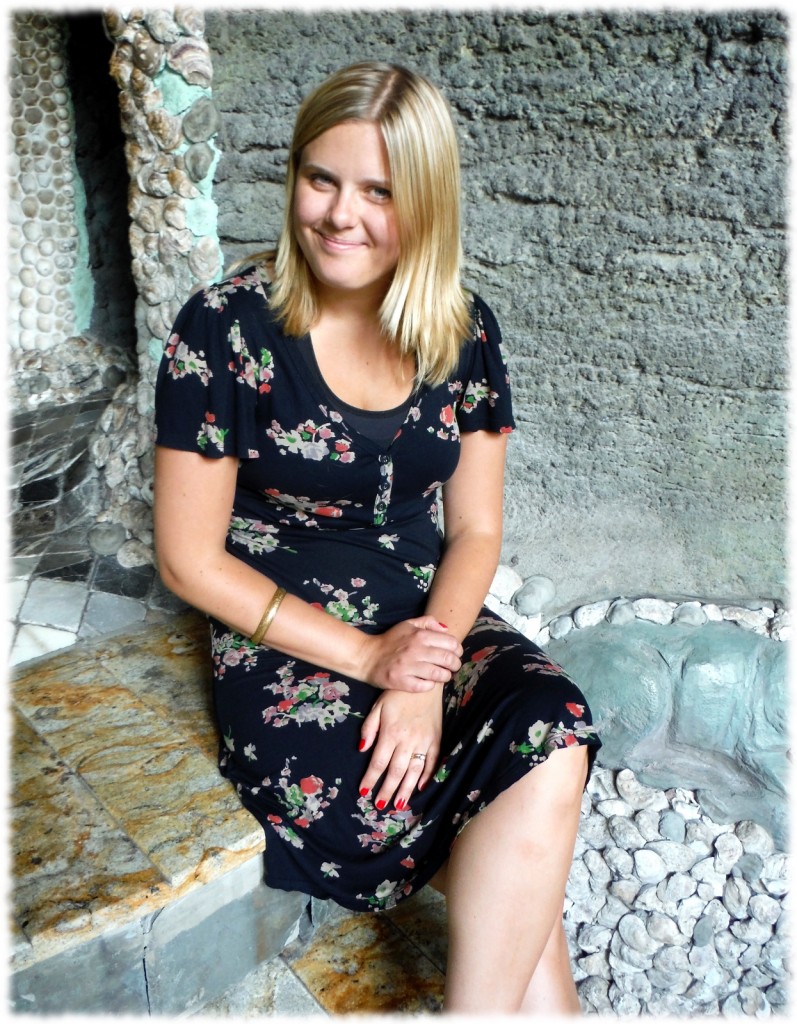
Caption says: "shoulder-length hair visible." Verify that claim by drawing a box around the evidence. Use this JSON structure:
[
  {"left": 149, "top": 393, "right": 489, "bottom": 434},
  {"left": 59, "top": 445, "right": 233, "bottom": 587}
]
[{"left": 263, "top": 61, "right": 472, "bottom": 385}]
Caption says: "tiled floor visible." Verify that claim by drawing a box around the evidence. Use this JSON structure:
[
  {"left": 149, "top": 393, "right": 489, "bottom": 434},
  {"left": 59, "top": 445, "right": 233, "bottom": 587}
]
[
  {"left": 9, "top": 398, "right": 188, "bottom": 668},
  {"left": 8, "top": 398, "right": 450, "bottom": 1016}
]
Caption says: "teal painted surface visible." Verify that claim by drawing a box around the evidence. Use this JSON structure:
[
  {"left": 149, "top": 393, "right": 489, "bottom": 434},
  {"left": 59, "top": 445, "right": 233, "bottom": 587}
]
[
  {"left": 154, "top": 67, "right": 207, "bottom": 116},
  {"left": 70, "top": 149, "right": 94, "bottom": 334},
  {"left": 547, "top": 620, "right": 789, "bottom": 847}
]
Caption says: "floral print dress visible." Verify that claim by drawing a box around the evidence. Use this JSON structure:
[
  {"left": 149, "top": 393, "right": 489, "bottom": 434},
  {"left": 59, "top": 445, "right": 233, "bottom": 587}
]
[{"left": 154, "top": 264, "right": 600, "bottom": 912}]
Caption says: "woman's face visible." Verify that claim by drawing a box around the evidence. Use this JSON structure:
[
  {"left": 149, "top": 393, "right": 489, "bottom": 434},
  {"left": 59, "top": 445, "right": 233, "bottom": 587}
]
[{"left": 293, "top": 120, "right": 400, "bottom": 307}]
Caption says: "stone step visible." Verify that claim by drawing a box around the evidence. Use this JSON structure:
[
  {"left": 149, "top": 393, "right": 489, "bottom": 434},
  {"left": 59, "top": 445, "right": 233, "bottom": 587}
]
[{"left": 10, "top": 611, "right": 310, "bottom": 1016}]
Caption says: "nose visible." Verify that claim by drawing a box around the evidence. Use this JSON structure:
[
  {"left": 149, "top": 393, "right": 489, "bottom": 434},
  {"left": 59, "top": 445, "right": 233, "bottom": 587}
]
[{"left": 325, "top": 187, "right": 356, "bottom": 228}]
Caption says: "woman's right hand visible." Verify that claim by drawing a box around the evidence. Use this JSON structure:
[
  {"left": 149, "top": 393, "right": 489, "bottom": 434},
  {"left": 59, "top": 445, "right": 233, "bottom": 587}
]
[{"left": 358, "top": 617, "right": 463, "bottom": 692}]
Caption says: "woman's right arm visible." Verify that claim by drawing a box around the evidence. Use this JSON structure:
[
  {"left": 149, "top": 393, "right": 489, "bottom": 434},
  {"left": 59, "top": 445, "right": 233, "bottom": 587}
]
[{"left": 153, "top": 445, "right": 461, "bottom": 690}]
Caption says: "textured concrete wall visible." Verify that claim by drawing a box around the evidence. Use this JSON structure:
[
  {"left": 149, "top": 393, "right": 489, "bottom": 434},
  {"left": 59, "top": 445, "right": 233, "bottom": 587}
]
[{"left": 205, "top": 8, "right": 788, "bottom": 613}]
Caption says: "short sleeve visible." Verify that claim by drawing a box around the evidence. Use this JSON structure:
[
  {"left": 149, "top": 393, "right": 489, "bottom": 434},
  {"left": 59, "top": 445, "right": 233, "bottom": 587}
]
[
  {"left": 153, "top": 285, "right": 268, "bottom": 459},
  {"left": 455, "top": 295, "right": 516, "bottom": 434}
]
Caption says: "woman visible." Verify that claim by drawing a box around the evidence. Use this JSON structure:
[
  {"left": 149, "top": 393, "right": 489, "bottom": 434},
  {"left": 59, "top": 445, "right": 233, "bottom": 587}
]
[{"left": 153, "top": 61, "right": 600, "bottom": 1014}]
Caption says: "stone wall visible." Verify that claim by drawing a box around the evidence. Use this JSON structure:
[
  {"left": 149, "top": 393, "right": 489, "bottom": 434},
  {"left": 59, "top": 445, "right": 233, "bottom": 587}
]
[{"left": 205, "top": 7, "right": 788, "bottom": 612}]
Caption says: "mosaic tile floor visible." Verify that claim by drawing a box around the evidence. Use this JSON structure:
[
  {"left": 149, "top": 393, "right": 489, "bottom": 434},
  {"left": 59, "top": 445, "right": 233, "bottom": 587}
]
[{"left": 8, "top": 399, "right": 449, "bottom": 1015}]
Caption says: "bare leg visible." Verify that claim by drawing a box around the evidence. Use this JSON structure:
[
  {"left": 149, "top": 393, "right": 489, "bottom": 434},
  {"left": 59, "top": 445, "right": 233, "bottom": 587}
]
[{"left": 429, "top": 744, "right": 588, "bottom": 1014}]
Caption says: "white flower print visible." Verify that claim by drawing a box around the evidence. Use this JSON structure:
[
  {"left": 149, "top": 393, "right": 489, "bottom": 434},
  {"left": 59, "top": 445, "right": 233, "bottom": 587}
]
[
  {"left": 164, "top": 335, "right": 213, "bottom": 385},
  {"left": 477, "top": 720, "right": 494, "bottom": 743},
  {"left": 378, "top": 533, "right": 399, "bottom": 550},
  {"left": 321, "top": 862, "right": 341, "bottom": 878},
  {"left": 244, "top": 743, "right": 257, "bottom": 761}
]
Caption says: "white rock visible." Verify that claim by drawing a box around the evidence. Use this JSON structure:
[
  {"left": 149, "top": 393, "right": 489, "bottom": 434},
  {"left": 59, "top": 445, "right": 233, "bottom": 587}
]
[
  {"left": 646, "top": 912, "right": 687, "bottom": 946},
  {"left": 597, "top": 894, "right": 632, "bottom": 928},
  {"left": 610, "top": 878, "right": 641, "bottom": 905},
  {"left": 610, "top": 933, "right": 654, "bottom": 971},
  {"left": 735, "top": 821, "right": 775, "bottom": 858},
  {"left": 634, "top": 884, "right": 665, "bottom": 912},
  {"left": 738, "top": 985, "right": 770, "bottom": 1016},
  {"left": 673, "top": 601, "right": 708, "bottom": 626},
  {"left": 609, "top": 990, "right": 642, "bottom": 1015},
  {"left": 615, "top": 769, "right": 668, "bottom": 810},
  {"left": 658, "top": 872, "right": 698, "bottom": 904},
  {"left": 769, "top": 609, "right": 791, "bottom": 641},
  {"left": 587, "top": 768, "right": 619, "bottom": 801},
  {"left": 577, "top": 923, "right": 613, "bottom": 953},
  {"left": 636, "top": 807, "right": 665, "bottom": 842},
  {"left": 632, "top": 597, "right": 675, "bottom": 624},
  {"left": 730, "top": 917, "right": 774, "bottom": 945},
  {"left": 547, "top": 614, "right": 573, "bottom": 639},
  {"left": 489, "top": 563, "right": 523, "bottom": 604},
  {"left": 519, "top": 613, "right": 541, "bottom": 641},
  {"left": 645, "top": 967, "right": 693, "bottom": 996},
  {"left": 722, "top": 876, "right": 752, "bottom": 919},
  {"left": 713, "top": 831, "right": 744, "bottom": 874},
  {"left": 597, "top": 798, "right": 633, "bottom": 819},
  {"left": 645, "top": 839, "right": 698, "bottom": 874},
  {"left": 606, "top": 598, "right": 636, "bottom": 624},
  {"left": 702, "top": 897, "right": 731, "bottom": 934},
  {"left": 576, "top": 950, "right": 610, "bottom": 981},
  {"left": 584, "top": 848, "right": 611, "bottom": 886},
  {"left": 702, "top": 603, "right": 723, "bottom": 621},
  {"left": 671, "top": 797, "right": 701, "bottom": 820},
  {"left": 566, "top": 860, "right": 592, "bottom": 900},
  {"left": 578, "top": 976, "right": 612, "bottom": 1012},
  {"left": 513, "top": 573, "right": 555, "bottom": 616},
  {"left": 609, "top": 815, "right": 647, "bottom": 850},
  {"left": 535, "top": 626, "right": 550, "bottom": 646},
  {"left": 634, "top": 849, "right": 667, "bottom": 884},
  {"left": 691, "top": 857, "right": 726, "bottom": 897},
  {"left": 653, "top": 945, "right": 690, "bottom": 973},
  {"left": 749, "top": 893, "right": 781, "bottom": 926},
  {"left": 579, "top": 811, "right": 611, "bottom": 849},
  {"left": 567, "top": 889, "right": 608, "bottom": 924},
  {"left": 613, "top": 971, "right": 652, "bottom": 1001},
  {"left": 573, "top": 600, "right": 611, "bottom": 628},
  {"left": 604, "top": 846, "right": 635, "bottom": 879},
  {"left": 721, "top": 605, "right": 772, "bottom": 634}
]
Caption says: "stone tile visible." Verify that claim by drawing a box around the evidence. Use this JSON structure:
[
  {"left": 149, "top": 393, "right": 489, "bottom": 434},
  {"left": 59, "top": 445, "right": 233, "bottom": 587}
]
[
  {"left": 283, "top": 901, "right": 444, "bottom": 1014},
  {"left": 10, "top": 623, "right": 77, "bottom": 666},
  {"left": 385, "top": 885, "right": 448, "bottom": 973},
  {"left": 78, "top": 590, "right": 146, "bottom": 637},
  {"left": 8, "top": 577, "right": 29, "bottom": 620},
  {"left": 194, "top": 955, "right": 327, "bottom": 1017},
  {"left": 19, "top": 578, "right": 89, "bottom": 631},
  {"left": 92, "top": 555, "right": 156, "bottom": 599}
]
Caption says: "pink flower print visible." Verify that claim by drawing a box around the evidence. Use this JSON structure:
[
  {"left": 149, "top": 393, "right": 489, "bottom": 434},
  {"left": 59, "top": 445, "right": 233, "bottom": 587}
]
[
  {"left": 222, "top": 647, "right": 245, "bottom": 666},
  {"left": 440, "top": 404, "right": 455, "bottom": 427},
  {"left": 471, "top": 646, "right": 496, "bottom": 663},
  {"left": 315, "top": 506, "right": 342, "bottom": 517},
  {"left": 564, "top": 734, "right": 578, "bottom": 747},
  {"left": 500, "top": 426, "right": 514, "bottom": 434},
  {"left": 351, "top": 577, "right": 366, "bottom": 588},
  {"left": 320, "top": 680, "right": 348, "bottom": 701},
  {"left": 400, "top": 856, "right": 415, "bottom": 869},
  {"left": 295, "top": 817, "right": 311, "bottom": 829},
  {"left": 338, "top": 451, "right": 355, "bottom": 463},
  {"left": 566, "top": 702, "right": 585, "bottom": 717},
  {"left": 267, "top": 814, "right": 282, "bottom": 824},
  {"left": 300, "top": 776, "right": 323, "bottom": 796},
  {"left": 277, "top": 699, "right": 295, "bottom": 712},
  {"left": 335, "top": 440, "right": 350, "bottom": 452}
]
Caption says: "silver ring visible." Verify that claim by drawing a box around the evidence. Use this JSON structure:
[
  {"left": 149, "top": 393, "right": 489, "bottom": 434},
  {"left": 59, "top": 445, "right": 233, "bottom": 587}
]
[{"left": 410, "top": 752, "right": 427, "bottom": 762}]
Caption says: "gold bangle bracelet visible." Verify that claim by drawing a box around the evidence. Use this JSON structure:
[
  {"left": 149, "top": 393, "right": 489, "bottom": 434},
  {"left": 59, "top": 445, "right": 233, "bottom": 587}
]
[{"left": 250, "top": 586, "right": 287, "bottom": 646}]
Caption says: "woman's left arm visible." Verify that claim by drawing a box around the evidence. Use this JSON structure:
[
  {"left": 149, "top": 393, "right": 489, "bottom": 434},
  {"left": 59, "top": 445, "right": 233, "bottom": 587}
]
[{"left": 424, "top": 428, "right": 509, "bottom": 639}]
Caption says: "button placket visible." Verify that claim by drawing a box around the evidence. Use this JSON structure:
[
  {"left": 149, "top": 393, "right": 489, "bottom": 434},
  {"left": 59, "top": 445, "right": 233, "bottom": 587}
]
[{"left": 373, "top": 454, "right": 393, "bottom": 526}]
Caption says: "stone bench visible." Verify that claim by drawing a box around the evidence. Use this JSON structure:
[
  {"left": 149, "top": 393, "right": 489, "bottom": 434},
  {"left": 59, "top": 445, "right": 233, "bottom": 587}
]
[{"left": 9, "top": 611, "right": 310, "bottom": 1015}]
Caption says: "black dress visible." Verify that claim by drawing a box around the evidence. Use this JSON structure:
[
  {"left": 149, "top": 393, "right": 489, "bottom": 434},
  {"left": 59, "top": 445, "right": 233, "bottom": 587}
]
[{"left": 154, "top": 265, "right": 601, "bottom": 912}]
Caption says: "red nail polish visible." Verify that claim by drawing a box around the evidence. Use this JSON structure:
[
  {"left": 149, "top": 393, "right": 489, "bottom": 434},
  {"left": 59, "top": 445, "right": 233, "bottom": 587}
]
[
  {"left": 359, "top": 787, "right": 369, "bottom": 797},
  {"left": 376, "top": 799, "right": 386, "bottom": 810},
  {"left": 395, "top": 799, "right": 406, "bottom": 811},
  {"left": 359, "top": 738, "right": 366, "bottom": 751}
]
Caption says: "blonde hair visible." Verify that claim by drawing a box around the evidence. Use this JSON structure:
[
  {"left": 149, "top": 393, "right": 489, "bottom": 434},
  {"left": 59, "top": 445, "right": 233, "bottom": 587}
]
[{"left": 256, "top": 62, "right": 472, "bottom": 385}]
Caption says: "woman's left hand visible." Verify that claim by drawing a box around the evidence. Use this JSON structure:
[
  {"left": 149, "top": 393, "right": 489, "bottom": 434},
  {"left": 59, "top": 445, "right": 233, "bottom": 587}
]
[{"left": 358, "top": 688, "right": 443, "bottom": 811}]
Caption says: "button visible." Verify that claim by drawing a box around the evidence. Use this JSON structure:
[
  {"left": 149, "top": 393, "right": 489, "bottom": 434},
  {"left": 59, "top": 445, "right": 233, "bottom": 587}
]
[{"left": 379, "top": 454, "right": 389, "bottom": 464}]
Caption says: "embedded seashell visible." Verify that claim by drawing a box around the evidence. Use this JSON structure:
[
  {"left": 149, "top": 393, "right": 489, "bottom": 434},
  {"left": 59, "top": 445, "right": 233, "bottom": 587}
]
[
  {"left": 130, "top": 194, "right": 163, "bottom": 233},
  {"left": 142, "top": 273, "right": 177, "bottom": 307},
  {"left": 108, "top": 43, "right": 133, "bottom": 88},
  {"left": 188, "top": 236, "right": 222, "bottom": 284},
  {"left": 144, "top": 9, "right": 181, "bottom": 44},
  {"left": 131, "top": 30, "right": 165, "bottom": 76},
  {"left": 137, "top": 160, "right": 173, "bottom": 198},
  {"left": 174, "top": 6, "right": 206, "bottom": 38},
  {"left": 139, "top": 85, "right": 164, "bottom": 115},
  {"left": 129, "top": 223, "right": 161, "bottom": 260},
  {"left": 184, "top": 141, "right": 214, "bottom": 182},
  {"left": 163, "top": 196, "right": 187, "bottom": 230},
  {"left": 127, "top": 136, "right": 158, "bottom": 168},
  {"left": 158, "top": 227, "right": 194, "bottom": 263},
  {"left": 182, "top": 96, "right": 221, "bottom": 143},
  {"left": 167, "top": 166, "right": 200, "bottom": 199},
  {"left": 102, "top": 10, "right": 132, "bottom": 42},
  {"left": 166, "top": 37, "right": 212, "bottom": 87},
  {"left": 147, "top": 107, "right": 183, "bottom": 152},
  {"left": 130, "top": 65, "right": 156, "bottom": 97}
]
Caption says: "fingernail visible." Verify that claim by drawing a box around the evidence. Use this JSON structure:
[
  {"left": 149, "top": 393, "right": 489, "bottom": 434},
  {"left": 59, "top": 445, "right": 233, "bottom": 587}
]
[
  {"left": 359, "top": 787, "right": 369, "bottom": 797},
  {"left": 395, "top": 799, "right": 406, "bottom": 811},
  {"left": 375, "top": 799, "right": 386, "bottom": 810},
  {"left": 358, "top": 738, "right": 366, "bottom": 751},
  {"left": 418, "top": 780, "right": 426, "bottom": 792}
]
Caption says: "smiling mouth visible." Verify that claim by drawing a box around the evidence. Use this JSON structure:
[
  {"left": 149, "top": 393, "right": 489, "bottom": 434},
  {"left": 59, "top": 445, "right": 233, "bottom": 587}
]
[{"left": 316, "top": 231, "right": 363, "bottom": 250}]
